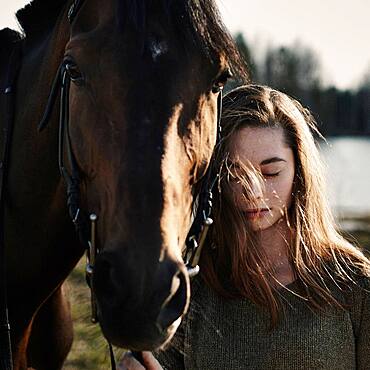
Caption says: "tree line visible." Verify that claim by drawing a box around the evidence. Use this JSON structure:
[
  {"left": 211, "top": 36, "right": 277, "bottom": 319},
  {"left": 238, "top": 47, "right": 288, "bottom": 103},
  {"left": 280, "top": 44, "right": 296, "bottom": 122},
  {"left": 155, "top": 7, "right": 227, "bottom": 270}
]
[{"left": 231, "top": 33, "right": 370, "bottom": 136}]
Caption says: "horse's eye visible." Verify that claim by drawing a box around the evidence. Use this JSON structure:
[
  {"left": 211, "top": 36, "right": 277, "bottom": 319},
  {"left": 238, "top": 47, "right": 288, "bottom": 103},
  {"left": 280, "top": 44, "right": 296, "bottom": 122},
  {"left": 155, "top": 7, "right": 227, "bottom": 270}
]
[
  {"left": 65, "top": 62, "right": 84, "bottom": 85},
  {"left": 212, "top": 68, "right": 233, "bottom": 93}
]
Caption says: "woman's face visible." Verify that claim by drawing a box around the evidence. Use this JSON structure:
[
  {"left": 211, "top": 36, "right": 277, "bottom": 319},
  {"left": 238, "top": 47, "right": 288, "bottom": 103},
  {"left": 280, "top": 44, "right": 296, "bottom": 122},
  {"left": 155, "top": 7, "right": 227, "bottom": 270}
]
[{"left": 228, "top": 126, "right": 295, "bottom": 231}]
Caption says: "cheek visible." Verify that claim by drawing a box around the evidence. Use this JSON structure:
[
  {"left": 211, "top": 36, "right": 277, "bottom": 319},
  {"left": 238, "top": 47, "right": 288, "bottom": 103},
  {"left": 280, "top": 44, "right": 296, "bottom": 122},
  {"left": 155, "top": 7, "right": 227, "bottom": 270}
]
[
  {"left": 267, "top": 174, "right": 294, "bottom": 207},
  {"left": 226, "top": 181, "right": 246, "bottom": 208},
  {"left": 229, "top": 182, "right": 242, "bottom": 203}
]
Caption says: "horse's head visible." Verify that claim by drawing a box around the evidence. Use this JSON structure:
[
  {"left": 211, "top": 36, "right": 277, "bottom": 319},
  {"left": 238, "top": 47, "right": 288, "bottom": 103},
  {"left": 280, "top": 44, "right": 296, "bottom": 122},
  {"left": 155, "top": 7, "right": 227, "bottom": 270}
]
[{"left": 59, "top": 0, "right": 246, "bottom": 350}]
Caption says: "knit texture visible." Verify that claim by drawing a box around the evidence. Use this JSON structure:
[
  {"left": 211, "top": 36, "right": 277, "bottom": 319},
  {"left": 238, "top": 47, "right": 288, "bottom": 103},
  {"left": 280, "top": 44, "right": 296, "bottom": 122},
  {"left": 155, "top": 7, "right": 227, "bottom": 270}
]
[{"left": 155, "top": 276, "right": 370, "bottom": 370}]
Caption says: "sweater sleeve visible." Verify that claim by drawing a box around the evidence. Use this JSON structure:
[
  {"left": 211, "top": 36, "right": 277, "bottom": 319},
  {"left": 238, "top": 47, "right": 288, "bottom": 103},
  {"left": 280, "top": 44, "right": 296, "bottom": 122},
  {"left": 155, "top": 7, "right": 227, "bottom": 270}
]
[
  {"left": 153, "top": 314, "right": 186, "bottom": 370},
  {"left": 355, "top": 277, "right": 370, "bottom": 370}
]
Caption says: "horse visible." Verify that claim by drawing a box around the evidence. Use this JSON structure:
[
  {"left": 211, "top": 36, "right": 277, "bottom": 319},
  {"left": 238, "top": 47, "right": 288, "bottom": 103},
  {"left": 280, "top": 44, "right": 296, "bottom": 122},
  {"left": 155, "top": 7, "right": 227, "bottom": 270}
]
[{"left": 0, "top": 0, "right": 247, "bottom": 368}]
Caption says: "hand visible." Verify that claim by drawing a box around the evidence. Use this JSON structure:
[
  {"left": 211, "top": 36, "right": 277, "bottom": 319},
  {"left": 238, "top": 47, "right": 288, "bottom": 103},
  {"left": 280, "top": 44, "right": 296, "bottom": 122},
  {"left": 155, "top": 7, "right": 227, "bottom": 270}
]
[{"left": 118, "top": 351, "right": 163, "bottom": 370}]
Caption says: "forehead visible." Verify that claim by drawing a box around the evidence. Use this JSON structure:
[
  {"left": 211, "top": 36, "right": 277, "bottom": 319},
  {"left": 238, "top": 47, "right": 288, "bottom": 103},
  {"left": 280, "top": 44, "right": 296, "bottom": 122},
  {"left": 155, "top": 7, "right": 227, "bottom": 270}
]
[{"left": 228, "top": 126, "right": 291, "bottom": 164}]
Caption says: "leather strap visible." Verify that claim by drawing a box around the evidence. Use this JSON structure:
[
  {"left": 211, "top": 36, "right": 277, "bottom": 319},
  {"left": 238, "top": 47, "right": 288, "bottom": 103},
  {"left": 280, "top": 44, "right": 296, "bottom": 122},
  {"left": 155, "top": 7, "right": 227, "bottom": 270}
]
[
  {"left": 184, "top": 89, "right": 223, "bottom": 277},
  {"left": 0, "top": 40, "right": 23, "bottom": 370}
]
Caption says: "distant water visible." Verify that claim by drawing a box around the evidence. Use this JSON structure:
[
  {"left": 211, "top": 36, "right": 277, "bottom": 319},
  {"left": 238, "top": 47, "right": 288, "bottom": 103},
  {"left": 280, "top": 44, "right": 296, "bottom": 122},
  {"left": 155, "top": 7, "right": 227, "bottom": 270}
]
[{"left": 319, "top": 137, "right": 370, "bottom": 218}]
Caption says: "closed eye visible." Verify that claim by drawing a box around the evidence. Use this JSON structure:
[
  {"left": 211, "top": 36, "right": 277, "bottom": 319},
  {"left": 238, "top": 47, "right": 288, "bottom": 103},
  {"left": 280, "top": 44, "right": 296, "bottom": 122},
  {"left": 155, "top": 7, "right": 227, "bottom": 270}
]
[{"left": 263, "top": 172, "right": 281, "bottom": 178}]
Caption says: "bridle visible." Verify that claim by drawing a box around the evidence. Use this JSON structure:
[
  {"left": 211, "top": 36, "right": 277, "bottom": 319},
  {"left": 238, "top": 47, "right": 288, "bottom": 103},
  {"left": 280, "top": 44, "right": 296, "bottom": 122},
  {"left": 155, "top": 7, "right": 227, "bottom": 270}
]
[
  {"left": 0, "top": 36, "right": 22, "bottom": 370},
  {"left": 38, "top": 0, "right": 224, "bottom": 308},
  {"left": 0, "top": 0, "right": 224, "bottom": 368},
  {"left": 184, "top": 92, "right": 222, "bottom": 278}
]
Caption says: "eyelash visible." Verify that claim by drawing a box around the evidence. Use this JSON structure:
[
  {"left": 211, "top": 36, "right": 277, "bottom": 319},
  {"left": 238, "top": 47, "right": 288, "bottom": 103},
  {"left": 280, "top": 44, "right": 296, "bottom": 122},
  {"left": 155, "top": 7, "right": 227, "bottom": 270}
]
[{"left": 263, "top": 172, "right": 280, "bottom": 178}]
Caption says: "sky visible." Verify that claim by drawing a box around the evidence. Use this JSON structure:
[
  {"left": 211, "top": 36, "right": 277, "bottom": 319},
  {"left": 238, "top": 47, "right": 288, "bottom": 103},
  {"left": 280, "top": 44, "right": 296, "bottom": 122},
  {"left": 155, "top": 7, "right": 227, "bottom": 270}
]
[
  {"left": 1, "top": 0, "right": 369, "bottom": 90},
  {"left": 216, "top": 0, "right": 370, "bottom": 90}
]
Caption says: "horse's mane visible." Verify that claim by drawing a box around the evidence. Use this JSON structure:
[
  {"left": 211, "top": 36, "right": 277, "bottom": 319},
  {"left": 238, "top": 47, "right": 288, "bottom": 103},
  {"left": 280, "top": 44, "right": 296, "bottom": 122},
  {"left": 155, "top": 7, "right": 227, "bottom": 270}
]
[
  {"left": 15, "top": 0, "right": 248, "bottom": 79},
  {"left": 16, "top": 0, "right": 66, "bottom": 41},
  {"left": 119, "top": 0, "right": 248, "bottom": 79}
]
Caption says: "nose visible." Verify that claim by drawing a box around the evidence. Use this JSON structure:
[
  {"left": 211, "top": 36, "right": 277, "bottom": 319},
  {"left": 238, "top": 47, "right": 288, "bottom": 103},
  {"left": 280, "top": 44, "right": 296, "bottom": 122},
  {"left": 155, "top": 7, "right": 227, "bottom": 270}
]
[
  {"left": 246, "top": 175, "right": 264, "bottom": 200},
  {"left": 93, "top": 250, "right": 189, "bottom": 329}
]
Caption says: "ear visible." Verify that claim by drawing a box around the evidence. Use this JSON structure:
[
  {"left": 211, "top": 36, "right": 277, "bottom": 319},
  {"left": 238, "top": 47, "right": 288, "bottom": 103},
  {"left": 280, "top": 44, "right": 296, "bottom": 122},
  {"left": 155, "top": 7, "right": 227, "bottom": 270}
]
[{"left": 0, "top": 28, "right": 22, "bottom": 77}]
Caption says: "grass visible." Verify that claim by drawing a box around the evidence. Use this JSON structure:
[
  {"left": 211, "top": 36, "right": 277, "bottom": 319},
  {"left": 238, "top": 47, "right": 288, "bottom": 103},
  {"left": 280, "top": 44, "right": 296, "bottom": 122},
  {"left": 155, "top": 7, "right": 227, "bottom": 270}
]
[
  {"left": 63, "top": 217, "right": 370, "bottom": 369},
  {"left": 63, "top": 260, "right": 124, "bottom": 369}
]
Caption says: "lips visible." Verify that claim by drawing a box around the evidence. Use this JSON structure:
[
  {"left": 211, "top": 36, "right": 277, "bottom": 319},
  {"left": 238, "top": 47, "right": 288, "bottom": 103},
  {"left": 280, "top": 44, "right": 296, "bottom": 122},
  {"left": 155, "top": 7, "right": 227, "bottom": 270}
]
[{"left": 244, "top": 208, "right": 270, "bottom": 219}]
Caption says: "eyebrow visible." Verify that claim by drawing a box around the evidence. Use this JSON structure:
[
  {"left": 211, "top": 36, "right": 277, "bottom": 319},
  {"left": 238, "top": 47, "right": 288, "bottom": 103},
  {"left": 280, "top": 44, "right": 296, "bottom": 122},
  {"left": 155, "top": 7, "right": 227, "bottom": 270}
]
[{"left": 260, "top": 157, "right": 287, "bottom": 165}]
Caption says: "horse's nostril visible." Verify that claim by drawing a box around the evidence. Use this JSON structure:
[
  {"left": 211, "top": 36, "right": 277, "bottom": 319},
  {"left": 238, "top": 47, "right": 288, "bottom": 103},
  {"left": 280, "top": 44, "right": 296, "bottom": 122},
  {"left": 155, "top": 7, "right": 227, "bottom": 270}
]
[{"left": 156, "top": 269, "right": 188, "bottom": 330}]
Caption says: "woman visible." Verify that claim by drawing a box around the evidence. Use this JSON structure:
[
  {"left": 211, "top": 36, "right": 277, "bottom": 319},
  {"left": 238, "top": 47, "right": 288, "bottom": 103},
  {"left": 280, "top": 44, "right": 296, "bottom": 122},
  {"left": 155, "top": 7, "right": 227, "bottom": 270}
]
[{"left": 120, "top": 85, "right": 370, "bottom": 369}]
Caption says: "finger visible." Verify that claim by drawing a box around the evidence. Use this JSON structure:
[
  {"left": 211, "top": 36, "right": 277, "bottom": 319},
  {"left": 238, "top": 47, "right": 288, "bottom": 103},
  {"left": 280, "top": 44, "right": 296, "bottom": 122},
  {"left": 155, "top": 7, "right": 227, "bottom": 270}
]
[
  {"left": 118, "top": 351, "right": 146, "bottom": 370},
  {"left": 142, "top": 351, "right": 163, "bottom": 370}
]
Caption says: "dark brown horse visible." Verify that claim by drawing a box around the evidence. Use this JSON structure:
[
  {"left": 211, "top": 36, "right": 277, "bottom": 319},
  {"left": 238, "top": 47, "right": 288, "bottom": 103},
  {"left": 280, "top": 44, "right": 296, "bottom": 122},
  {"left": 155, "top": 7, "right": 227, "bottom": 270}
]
[{"left": 0, "top": 0, "right": 247, "bottom": 368}]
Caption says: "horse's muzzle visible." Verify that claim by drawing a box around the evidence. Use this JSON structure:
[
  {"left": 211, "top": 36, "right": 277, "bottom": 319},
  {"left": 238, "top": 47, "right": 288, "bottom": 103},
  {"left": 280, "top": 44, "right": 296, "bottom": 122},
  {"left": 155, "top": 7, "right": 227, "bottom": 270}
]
[{"left": 92, "top": 248, "right": 189, "bottom": 350}]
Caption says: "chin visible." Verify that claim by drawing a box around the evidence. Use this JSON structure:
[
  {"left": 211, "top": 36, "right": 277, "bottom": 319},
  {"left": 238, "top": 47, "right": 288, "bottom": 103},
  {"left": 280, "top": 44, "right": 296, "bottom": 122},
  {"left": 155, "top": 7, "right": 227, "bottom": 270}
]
[
  {"left": 252, "top": 217, "right": 280, "bottom": 231},
  {"left": 97, "top": 305, "right": 184, "bottom": 351}
]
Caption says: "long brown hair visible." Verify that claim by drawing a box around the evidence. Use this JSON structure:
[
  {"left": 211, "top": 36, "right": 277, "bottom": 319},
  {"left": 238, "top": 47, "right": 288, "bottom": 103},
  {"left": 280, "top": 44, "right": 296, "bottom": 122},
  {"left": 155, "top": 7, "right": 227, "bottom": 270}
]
[{"left": 201, "top": 84, "right": 370, "bottom": 324}]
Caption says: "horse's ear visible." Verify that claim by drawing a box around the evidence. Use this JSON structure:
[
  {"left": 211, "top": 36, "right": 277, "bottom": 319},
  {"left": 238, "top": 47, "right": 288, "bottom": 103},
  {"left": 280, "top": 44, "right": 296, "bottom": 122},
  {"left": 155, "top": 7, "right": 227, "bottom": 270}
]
[
  {"left": 38, "top": 64, "right": 62, "bottom": 132},
  {"left": 0, "top": 28, "right": 21, "bottom": 47},
  {"left": 16, "top": 0, "right": 65, "bottom": 42},
  {"left": 0, "top": 29, "right": 22, "bottom": 73}
]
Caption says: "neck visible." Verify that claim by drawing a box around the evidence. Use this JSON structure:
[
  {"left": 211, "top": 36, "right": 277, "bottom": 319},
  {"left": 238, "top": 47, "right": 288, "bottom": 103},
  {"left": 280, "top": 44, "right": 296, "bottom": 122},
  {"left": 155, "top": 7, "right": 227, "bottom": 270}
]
[{"left": 259, "top": 218, "right": 295, "bottom": 287}]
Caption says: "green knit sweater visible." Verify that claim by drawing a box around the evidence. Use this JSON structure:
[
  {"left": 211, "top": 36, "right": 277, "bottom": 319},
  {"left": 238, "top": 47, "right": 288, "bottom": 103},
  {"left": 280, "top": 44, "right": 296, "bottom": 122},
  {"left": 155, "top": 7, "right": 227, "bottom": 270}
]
[{"left": 155, "top": 276, "right": 370, "bottom": 370}]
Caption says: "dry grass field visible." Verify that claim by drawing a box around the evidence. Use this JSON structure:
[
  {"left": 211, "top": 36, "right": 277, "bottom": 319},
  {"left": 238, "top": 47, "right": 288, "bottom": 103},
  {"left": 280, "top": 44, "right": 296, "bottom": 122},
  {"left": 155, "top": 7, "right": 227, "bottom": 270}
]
[{"left": 63, "top": 260, "right": 125, "bottom": 369}]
